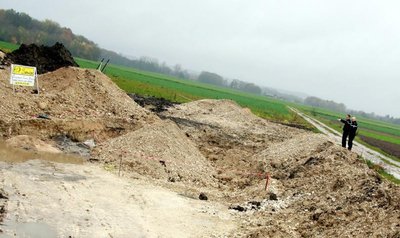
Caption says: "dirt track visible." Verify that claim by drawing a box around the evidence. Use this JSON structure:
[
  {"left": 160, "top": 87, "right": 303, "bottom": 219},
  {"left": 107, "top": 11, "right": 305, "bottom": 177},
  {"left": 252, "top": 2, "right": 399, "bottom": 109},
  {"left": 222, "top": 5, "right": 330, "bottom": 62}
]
[
  {"left": 0, "top": 158, "right": 235, "bottom": 238},
  {"left": 290, "top": 107, "right": 400, "bottom": 179}
]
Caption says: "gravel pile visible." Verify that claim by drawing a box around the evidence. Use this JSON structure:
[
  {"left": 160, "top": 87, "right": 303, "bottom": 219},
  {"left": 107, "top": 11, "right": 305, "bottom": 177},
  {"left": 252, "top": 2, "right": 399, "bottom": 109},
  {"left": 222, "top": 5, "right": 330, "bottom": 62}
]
[
  {"left": 93, "top": 120, "right": 217, "bottom": 186},
  {"left": 0, "top": 67, "right": 158, "bottom": 141}
]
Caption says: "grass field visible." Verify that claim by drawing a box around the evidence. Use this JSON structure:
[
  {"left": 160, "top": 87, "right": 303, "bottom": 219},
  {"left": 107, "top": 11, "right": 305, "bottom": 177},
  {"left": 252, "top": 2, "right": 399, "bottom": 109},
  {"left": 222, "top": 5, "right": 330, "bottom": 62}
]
[
  {"left": 76, "top": 58, "right": 309, "bottom": 126},
  {"left": 0, "top": 41, "right": 19, "bottom": 52},
  {"left": 300, "top": 106, "right": 400, "bottom": 141}
]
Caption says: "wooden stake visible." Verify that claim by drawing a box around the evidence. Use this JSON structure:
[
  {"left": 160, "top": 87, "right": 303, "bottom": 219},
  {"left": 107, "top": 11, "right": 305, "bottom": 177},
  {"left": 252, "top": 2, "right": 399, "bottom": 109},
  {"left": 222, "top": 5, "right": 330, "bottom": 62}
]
[{"left": 118, "top": 154, "right": 123, "bottom": 177}]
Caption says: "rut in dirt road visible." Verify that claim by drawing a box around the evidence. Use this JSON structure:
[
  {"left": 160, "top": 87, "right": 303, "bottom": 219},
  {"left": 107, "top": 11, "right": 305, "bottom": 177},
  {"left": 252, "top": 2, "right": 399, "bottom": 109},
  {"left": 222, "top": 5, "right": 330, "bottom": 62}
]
[{"left": 290, "top": 107, "right": 400, "bottom": 179}]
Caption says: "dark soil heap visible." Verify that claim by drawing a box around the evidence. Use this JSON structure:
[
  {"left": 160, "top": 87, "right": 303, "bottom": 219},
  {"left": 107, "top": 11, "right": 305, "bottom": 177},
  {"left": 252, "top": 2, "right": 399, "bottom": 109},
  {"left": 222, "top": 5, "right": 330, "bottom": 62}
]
[
  {"left": 5, "top": 43, "right": 78, "bottom": 74},
  {"left": 128, "top": 93, "right": 178, "bottom": 113}
]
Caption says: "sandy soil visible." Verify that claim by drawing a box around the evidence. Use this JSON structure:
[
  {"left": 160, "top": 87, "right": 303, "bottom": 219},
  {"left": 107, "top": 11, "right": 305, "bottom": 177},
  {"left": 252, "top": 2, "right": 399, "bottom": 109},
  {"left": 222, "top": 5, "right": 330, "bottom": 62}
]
[{"left": 0, "top": 158, "right": 236, "bottom": 238}]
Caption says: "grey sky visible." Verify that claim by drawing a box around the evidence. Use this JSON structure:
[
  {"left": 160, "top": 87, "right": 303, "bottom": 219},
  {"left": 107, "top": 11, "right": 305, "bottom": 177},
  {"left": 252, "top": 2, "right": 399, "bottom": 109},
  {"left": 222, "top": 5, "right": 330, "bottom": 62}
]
[{"left": 1, "top": 0, "right": 399, "bottom": 116}]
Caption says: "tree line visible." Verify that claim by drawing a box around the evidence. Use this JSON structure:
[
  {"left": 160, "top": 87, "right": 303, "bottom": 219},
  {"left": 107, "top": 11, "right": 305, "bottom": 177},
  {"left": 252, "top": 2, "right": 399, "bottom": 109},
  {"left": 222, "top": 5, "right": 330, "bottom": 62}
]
[
  {"left": 0, "top": 9, "right": 190, "bottom": 79},
  {"left": 304, "top": 96, "right": 400, "bottom": 124},
  {"left": 0, "top": 9, "right": 101, "bottom": 59},
  {"left": 0, "top": 9, "right": 274, "bottom": 96}
]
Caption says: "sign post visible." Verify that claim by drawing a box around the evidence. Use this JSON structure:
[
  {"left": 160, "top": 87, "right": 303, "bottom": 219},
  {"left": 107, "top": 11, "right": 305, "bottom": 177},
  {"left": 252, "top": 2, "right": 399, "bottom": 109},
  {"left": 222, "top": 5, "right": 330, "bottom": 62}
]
[{"left": 10, "top": 64, "right": 38, "bottom": 94}]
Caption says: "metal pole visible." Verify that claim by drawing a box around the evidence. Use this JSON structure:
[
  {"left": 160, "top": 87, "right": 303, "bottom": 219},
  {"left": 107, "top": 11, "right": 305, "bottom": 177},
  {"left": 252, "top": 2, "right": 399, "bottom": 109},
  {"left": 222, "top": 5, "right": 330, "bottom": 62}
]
[
  {"left": 101, "top": 59, "right": 110, "bottom": 72},
  {"left": 35, "top": 70, "right": 39, "bottom": 95},
  {"left": 11, "top": 64, "right": 15, "bottom": 94},
  {"left": 97, "top": 58, "right": 104, "bottom": 71},
  {"left": 118, "top": 154, "right": 123, "bottom": 177}
]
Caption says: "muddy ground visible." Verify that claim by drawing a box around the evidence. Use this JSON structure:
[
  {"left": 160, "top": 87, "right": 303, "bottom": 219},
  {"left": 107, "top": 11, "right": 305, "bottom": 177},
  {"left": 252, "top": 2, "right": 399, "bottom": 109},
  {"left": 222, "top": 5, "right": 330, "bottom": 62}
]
[
  {"left": 360, "top": 135, "right": 400, "bottom": 158},
  {"left": 128, "top": 93, "right": 178, "bottom": 113}
]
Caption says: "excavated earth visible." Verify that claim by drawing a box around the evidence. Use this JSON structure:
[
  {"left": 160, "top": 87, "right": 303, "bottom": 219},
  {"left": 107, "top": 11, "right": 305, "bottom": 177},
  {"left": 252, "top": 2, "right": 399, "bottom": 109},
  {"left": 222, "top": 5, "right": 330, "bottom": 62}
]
[
  {"left": 93, "top": 98, "right": 400, "bottom": 237},
  {"left": 158, "top": 100, "right": 400, "bottom": 237},
  {"left": 0, "top": 66, "right": 158, "bottom": 144},
  {"left": 4, "top": 43, "right": 78, "bottom": 74},
  {"left": 0, "top": 63, "right": 399, "bottom": 237}
]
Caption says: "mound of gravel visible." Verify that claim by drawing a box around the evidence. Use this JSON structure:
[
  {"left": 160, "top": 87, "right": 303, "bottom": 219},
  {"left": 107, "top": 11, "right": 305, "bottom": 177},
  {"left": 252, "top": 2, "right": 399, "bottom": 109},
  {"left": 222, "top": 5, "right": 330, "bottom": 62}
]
[
  {"left": 233, "top": 133, "right": 400, "bottom": 237},
  {"left": 0, "top": 67, "right": 158, "bottom": 141},
  {"left": 0, "top": 67, "right": 157, "bottom": 121},
  {"left": 93, "top": 120, "right": 217, "bottom": 186},
  {"left": 5, "top": 43, "right": 78, "bottom": 74},
  {"left": 161, "top": 99, "right": 303, "bottom": 192},
  {"left": 163, "top": 99, "right": 276, "bottom": 132}
]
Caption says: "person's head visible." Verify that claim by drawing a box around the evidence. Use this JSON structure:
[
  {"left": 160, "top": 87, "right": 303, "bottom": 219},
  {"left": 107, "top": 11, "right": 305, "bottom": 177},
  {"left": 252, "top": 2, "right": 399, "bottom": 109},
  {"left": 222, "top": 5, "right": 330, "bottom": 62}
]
[
  {"left": 351, "top": 116, "right": 357, "bottom": 122},
  {"left": 346, "top": 114, "right": 351, "bottom": 119}
]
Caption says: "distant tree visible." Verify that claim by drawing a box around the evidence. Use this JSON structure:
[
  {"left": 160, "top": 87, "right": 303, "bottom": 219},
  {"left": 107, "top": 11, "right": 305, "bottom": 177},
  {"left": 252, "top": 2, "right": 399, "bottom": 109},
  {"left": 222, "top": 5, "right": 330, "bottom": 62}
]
[
  {"left": 304, "top": 96, "right": 346, "bottom": 112},
  {"left": 230, "top": 79, "right": 242, "bottom": 89},
  {"left": 242, "top": 82, "right": 262, "bottom": 94},
  {"left": 0, "top": 9, "right": 201, "bottom": 80},
  {"left": 0, "top": 9, "right": 101, "bottom": 60},
  {"left": 229, "top": 79, "right": 262, "bottom": 94},
  {"left": 198, "top": 71, "right": 227, "bottom": 87}
]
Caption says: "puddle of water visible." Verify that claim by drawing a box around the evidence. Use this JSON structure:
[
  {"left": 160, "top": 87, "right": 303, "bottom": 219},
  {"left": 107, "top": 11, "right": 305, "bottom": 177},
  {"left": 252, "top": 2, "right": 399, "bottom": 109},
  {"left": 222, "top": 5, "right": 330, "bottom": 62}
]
[
  {"left": 39, "top": 172, "right": 86, "bottom": 182},
  {"left": 1, "top": 222, "right": 57, "bottom": 238},
  {"left": 53, "top": 135, "right": 91, "bottom": 158},
  {"left": 0, "top": 142, "right": 83, "bottom": 164}
]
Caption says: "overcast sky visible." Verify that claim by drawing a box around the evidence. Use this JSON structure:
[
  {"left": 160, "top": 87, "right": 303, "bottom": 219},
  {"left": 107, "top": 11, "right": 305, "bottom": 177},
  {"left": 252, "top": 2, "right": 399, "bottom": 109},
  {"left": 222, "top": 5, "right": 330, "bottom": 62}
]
[{"left": 1, "top": 0, "right": 399, "bottom": 116}]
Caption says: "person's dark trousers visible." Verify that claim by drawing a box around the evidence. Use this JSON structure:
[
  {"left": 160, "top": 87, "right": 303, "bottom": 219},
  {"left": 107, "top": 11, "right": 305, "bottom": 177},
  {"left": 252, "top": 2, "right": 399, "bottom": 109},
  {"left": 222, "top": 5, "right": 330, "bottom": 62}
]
[
  {"left": 342, "top": 131, "right": 349, "bottom": 147},
  {"left": 348, "top": 134, "right": 355, "bottom": 150}
]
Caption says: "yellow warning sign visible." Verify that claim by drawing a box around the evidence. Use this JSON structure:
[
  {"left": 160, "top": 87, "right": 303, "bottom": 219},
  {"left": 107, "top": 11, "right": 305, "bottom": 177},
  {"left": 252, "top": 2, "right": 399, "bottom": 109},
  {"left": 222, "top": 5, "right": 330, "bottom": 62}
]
[
  {"left": 12, "top": 65, "right": 36, "bottom": 76},
  {"left": 10, "top": 64, "right": 37, "bottom": 87}
]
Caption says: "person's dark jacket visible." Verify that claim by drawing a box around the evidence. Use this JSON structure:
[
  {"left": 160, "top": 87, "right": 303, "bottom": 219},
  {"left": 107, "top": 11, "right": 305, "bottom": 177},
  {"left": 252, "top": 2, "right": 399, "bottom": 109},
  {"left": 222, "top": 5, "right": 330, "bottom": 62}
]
[
  {"left": 349, "top": 121, "right": 358, "bottom": 136},
  {"left": 340, "top": 119, "right": 352, "bottom": 132}
]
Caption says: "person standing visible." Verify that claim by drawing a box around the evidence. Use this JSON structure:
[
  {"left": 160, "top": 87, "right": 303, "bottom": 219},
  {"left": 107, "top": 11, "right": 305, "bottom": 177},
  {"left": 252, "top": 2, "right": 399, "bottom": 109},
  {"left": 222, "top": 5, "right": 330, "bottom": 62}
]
[
  {"left": 348, "top": 117, "right": 358, "bottom": 151},
  {"left": 338, "top": 114, "right": 352, "bottom": 148}
]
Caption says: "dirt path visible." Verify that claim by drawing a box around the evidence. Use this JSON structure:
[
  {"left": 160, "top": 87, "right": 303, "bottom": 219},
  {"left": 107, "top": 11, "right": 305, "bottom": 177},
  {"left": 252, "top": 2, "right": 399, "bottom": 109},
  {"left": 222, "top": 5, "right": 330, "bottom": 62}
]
[
  {"left": 0, "top": 159, "right": 236, "bottom": 238},
  {"left": 290, "top": 107, "right": 400, "bottom": 179}
]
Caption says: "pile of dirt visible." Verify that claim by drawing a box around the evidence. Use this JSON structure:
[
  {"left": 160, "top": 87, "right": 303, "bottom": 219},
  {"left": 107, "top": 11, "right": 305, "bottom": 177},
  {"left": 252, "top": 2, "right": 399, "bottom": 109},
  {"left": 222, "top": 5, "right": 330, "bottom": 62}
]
[
  {"left": 5, "top": 43, "right": 78, "bottom": 74},
  {"left": 93, "top": 120, "right": 217, "bottom": 186},
  {"left": 162, "top": 99, "right": 283, "bottom": 132},
  {"left": 156, "top": 99, "right": 400, "bottom": 236},
  {"left": 226, "top": 133, "right": 400, "bottom": 237},
  {"left": 161, "top": 99, "right": 303, "bottom": 195},
  {"left": 128, "top": 93, "right": 178, "bottom": 113},
  {"left": 0, "top": 67, "right": 158, "bottom": 141}
]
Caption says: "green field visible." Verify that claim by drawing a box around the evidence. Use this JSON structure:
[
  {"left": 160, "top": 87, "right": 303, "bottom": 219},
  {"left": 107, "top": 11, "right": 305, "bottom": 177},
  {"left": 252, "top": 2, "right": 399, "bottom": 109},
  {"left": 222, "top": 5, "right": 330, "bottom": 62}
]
[
  {"left": 300, "top": 106, "right": 400, "bottom": 142},
  {"left": 76, "top": 58, "right": 310, "bottom": 126},
  {"left": 0, "top": 41, "right": 19, "bottom": 52}
]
